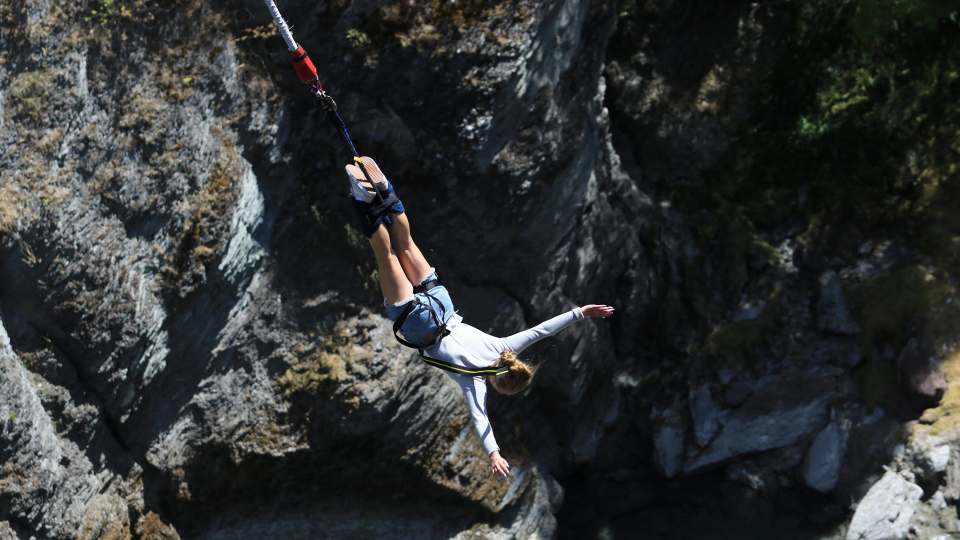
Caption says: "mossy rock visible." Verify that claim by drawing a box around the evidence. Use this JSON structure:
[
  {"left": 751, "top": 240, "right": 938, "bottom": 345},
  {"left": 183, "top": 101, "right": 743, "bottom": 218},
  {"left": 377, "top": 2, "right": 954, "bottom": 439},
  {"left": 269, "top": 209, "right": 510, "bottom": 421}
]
[
  {"left": 915, "top": 352, "right": 960, "bottom": 437},
  {"left": 704, "top": 287, "right": 784, "bottom": 370},
  {"left": 855, "top": 265, "right": 960, "bottom": 355},
  {"left": 276, "top": 350, "right": 348, "bottom": 397}
]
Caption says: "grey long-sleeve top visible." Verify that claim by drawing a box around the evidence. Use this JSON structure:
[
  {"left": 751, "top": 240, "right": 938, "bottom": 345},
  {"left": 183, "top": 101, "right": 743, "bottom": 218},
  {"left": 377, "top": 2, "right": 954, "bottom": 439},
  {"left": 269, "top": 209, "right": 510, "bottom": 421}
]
[{"left": 422, "top": 307, "right": 585, "bottom": 455}]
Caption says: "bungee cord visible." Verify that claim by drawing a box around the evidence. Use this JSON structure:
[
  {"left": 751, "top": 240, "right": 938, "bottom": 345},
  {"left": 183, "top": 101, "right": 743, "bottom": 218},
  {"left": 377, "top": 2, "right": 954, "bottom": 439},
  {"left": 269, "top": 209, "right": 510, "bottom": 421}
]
[
  {"left": 261, "top": 0, "right": 385, "bottom": 200},
  {"left": 263, "top": 0, "right": 298, "bottom": 52}
]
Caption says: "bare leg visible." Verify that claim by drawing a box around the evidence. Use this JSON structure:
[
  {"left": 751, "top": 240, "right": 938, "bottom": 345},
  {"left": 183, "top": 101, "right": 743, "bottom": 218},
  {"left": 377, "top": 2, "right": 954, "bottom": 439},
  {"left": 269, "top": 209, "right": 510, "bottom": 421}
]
[
  {"left": 386, "top": 213, "right": 433, "bottom": 285},
  {"left": 369, "top": 224, "right": 413, "bottom": 304}
]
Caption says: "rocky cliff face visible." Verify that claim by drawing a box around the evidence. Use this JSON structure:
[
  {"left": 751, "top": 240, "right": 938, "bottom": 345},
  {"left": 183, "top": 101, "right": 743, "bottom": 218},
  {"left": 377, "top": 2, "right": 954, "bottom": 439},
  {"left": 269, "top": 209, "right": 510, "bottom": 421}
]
[{"left": 1, "top": 1, "right": 958, "bottom": 539}]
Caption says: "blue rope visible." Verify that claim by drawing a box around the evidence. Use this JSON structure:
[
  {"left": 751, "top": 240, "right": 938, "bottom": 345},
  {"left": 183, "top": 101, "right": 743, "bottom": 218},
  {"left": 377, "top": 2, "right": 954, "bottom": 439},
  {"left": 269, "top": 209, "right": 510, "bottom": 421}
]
[{"left": 328, "top": 110, "right": 360, "bottom": 157}]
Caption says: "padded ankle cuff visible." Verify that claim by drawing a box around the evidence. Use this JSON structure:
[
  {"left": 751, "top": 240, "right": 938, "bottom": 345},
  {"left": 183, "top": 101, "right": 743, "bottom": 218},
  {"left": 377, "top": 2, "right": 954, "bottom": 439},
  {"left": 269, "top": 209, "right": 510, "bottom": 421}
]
[{"left": 353, "top": 190, "right": 403, "bottom": 237}]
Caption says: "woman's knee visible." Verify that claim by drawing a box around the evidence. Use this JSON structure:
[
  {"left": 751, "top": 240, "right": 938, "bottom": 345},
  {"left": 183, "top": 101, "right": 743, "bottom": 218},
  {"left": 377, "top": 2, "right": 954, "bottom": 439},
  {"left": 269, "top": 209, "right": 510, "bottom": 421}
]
[{"left": 390, "top": 230, "right": 415, "bottom": 253}]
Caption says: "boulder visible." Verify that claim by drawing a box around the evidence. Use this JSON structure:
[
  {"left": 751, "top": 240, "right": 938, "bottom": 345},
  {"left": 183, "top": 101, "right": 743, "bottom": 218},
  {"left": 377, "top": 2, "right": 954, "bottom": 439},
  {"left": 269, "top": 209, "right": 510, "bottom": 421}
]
[
  {"left": 897, "top": 339, "right": 946, "bottom": 407},
  {"left": 684, "top": 369, "right": 838, "bottom": 473},
  {"left": 943, "top": 446, "right": 960, "bottom": 502},
  {"left": 652, "top": 405, "right": 686, "bottom": 478},
  {"left": 802, "top": 419, "right": 849, "bottom": 493},
  {"left": 845, "top": 471, "right": 923, "bottom": 540},
  {"left": 690, "top": 385, "right": 723, "bottom": 447}
]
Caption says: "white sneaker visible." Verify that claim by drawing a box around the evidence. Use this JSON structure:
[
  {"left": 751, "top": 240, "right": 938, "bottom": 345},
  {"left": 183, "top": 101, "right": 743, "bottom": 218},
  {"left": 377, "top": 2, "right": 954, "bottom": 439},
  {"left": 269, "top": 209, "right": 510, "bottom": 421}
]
[
  {"left": 346, "top": 157, "right": 393, "bottom": 203},
  {"left": 355, "top": 156, "right": 391, "bottom": 191},
  {"left": 345, "top": 164, "right": 376, "bottom": 203}
]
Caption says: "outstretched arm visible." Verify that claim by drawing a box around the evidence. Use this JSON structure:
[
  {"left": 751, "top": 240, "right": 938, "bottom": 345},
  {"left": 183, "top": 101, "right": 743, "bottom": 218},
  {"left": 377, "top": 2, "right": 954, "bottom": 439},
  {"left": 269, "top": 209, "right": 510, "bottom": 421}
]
[
  {"left": 457, "top": 375, "right": 512, "bottom": 478},
  {"left": 500, "top": 304, "right": 614, "bottom": 353},
  {"left": 459, "top": 375, "right": 499, "bottom": 455}
]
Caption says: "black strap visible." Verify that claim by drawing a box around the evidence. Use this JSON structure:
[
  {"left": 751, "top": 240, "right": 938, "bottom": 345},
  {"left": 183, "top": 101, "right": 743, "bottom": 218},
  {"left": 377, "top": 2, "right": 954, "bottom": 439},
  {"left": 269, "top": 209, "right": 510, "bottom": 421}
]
[
  {"left": 414, "top": 278, "right": 441, "bottom": 294},
  {"left": 392, "top": 289, "right": 448, "bottom": 350},
  {"left": 391, "top": 280, "right": 506, "bottom": 376}
]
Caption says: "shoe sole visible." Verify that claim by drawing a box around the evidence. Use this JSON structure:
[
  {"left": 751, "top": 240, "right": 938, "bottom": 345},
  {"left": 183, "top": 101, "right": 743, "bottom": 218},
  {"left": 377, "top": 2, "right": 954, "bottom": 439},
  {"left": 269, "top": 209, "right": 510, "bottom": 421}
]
[
  {"left": 345, "top": 163, "right": 377, "bottom": 198},
  {"left": 355, "top": 156, "right": 389, "bottom": 191}
]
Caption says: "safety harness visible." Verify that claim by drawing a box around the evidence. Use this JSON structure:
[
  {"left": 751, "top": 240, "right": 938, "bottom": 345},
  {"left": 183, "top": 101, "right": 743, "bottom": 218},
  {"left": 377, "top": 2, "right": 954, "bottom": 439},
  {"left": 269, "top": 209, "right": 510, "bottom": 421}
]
[
  {"left": 391, "top": 279, "right": 510, "bottom": 377},
  {"left": 263, "top": 2, "right": 507, "bottom": 378}
]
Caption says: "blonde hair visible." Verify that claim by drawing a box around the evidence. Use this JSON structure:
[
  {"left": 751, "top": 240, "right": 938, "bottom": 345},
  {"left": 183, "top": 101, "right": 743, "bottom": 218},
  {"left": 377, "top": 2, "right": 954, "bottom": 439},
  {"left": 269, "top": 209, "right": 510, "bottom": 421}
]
[{"left": 491, "top": 351, "right": 534, "bottom": 395}]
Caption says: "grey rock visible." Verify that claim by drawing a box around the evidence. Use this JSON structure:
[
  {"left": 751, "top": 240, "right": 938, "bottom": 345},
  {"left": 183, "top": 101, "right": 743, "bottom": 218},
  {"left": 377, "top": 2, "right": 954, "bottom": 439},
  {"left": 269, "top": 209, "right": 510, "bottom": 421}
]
[
  {"left": 923, "top": 445, "right": 952, "bottom": 476},
  {"left": 0, "top": 317, "right": 132, "bottom": 539},
  {"left": 2, "top": 0, "right": 956, "bottom": 537},
  {"left": 802, "top": 419, "right": 849, "bottom": 493},
  {"left": 942, "top": 444, "right": 960, "bottom": 502},
  {"left": 845, "top": 471, "right": 923, "bottom": 540},
  {"left": 728, "top": 445, "right": 806, "bottom": 494},
  {"left": 803, "top": 337, "right": 863, "bottom": 368},
  {"left": 897, "top": 339, "right": 946, "bottom": 406},
  {"left": 690, "top": 385, "right": 723, "bottom": 447},
  {"left": 684, "top": 369, "right": 838, "bottom": 473},
  {"left": 818, "top": 271, "right": 861, "bottom": 335},
  {"left": 930, "top": 490, "right": 948, "bottom": 511},
  {"left": 721, "top": 380, "right": 753, "bottom": 408},
  {"left": 652, "top": 405, "right": 686, "bottom": 478},
  {"left": 0, "top": 0, "right": 623, "bottom": 536}
]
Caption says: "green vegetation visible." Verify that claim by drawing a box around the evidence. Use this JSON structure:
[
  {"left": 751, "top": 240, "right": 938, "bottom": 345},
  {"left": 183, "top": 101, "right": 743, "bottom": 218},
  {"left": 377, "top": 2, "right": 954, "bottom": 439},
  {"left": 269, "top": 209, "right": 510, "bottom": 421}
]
[
  {"left": 856, "top": 265, "right": 960, "bottom": 352},
  {"left": 276, "top": 349, "right": 348, "bottom": 397},
  {"left": 0, "top": 184, "right": 24, "bottom": 236},
  {"left": 6, "top": 70, "right": 58, "bottom": 124},
  {"left": 357, "top": 0, "right": 526, "bottom": 57},
  {"left": 345, "top": 28, "right": 371, "bottom": 50},
  {"left": 86, "top": 0, "right": 133, "bottom": 25},
  {"left": 851, "top": 0, "right": 958, "bottom": 44},
  {"left": 663, "top": 1, "right": 960, "bottom": 376},
  {"left": 852, "top": 265, "right": 960, "bottom": 406},
  {"left": 706, "top": 287, "right": 784, "bottom": 371},
  {"left": 704, "top": 1, "right": 960, "bottom": 233},
  {"left": 158, "top": 137, "right": 240, "bottom": 299}
]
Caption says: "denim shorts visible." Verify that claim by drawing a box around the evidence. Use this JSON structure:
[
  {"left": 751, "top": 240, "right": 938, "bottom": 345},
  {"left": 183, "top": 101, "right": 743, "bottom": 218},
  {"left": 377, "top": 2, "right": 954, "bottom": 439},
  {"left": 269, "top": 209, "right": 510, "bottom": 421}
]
[{"left": 385, "top": 272, "right": 455, "bottom": 346}]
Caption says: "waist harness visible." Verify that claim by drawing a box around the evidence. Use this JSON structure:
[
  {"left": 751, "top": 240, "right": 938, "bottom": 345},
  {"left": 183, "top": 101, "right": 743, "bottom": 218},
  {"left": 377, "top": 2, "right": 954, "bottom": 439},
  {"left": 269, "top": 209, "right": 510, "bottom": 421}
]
[{"left": 393, "top": 279, "right": 508, "bottom": 377}]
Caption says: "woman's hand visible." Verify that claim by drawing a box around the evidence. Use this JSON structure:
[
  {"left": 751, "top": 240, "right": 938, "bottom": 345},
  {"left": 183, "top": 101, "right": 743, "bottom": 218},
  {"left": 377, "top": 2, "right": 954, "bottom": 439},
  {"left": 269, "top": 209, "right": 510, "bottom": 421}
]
[
  {"left": 490, "top": 451, "right": 511, "bottom": 478},
  {"left": 581, "top": 304, "right": 615, "bottom": 318}
]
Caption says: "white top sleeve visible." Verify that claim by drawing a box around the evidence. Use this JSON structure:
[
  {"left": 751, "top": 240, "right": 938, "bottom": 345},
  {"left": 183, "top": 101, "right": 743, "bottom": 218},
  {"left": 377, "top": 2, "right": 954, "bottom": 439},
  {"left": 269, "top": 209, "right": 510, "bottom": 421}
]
[
  {"left": 455, "top": 374, "right": 499, "bottom": 455},
  {"left": 500, "top": 307, "right": 585, "bottom": 353}
]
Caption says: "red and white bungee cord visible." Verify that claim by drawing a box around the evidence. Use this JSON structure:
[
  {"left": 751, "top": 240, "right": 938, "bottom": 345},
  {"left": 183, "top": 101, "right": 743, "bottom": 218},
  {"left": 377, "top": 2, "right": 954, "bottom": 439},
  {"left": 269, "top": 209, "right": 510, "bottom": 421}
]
[
  {"left": 262, "top": 0, "right": 384, "bottom": 191},
  {"left": 263, "top": 0, "right": 299, "bottom": 52}
]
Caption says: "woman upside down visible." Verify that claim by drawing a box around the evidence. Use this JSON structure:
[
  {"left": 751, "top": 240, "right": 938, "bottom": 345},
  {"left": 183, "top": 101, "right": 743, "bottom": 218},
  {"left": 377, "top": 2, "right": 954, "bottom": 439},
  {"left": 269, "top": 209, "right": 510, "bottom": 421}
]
[{"left": 346, "top": 156, "right": 615, "bottom": 478}]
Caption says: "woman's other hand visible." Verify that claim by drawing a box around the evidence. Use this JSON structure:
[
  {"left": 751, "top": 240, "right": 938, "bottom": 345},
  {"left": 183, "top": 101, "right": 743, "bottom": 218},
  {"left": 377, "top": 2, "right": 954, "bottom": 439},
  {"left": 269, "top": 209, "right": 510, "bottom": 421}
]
[
  {"left": 490, "top": 451, "right": 511, "bottom": 478},
  {"left": 581, "top": 304, "right": 615, "bottom": 318}
]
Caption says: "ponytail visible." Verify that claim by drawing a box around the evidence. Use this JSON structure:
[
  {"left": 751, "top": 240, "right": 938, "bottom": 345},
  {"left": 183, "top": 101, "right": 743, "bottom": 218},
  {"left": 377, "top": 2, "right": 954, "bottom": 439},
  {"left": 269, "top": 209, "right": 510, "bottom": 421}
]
[{"left": 492, "top": 351, "right": 534, "bottom": 395}]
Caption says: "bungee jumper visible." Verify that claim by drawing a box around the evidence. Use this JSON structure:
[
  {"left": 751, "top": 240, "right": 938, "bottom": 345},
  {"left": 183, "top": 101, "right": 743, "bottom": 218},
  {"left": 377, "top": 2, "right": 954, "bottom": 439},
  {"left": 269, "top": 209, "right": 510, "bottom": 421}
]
[{"left": 262, "top": 1, "right": 614, "bottom": 478}]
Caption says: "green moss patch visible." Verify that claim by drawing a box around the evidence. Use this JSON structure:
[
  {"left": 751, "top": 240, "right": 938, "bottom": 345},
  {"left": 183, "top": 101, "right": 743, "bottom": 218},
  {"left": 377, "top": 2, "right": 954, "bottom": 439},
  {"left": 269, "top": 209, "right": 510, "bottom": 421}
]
[
  {"left": 853, "top": 265, "right": 960, "bottom": 409},
  {"left": 276, "top": 350, "right": 348, "bottom": 397},
  {"left": 705, "top": 287, "right": 784, "bottom": 370},
  {"left": 158, "top": 135, "right": 241, "bottom": 299},
  {"left": 856, "top": 266, "right": 960, "bottom": 354}
]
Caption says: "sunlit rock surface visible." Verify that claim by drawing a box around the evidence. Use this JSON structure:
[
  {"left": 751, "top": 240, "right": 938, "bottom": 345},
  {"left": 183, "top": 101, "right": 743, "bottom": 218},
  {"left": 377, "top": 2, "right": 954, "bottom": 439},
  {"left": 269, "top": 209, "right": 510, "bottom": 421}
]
[{"left": 2, "top": 1, "right": 959, "bottom": 539}]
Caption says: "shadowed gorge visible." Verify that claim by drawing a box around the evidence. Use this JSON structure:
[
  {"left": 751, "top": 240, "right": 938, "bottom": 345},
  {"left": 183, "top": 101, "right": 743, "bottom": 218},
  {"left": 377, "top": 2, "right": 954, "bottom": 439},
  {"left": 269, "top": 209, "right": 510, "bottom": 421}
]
[{"left": 1, "top": 1, "right": 959, "bottom": 539}]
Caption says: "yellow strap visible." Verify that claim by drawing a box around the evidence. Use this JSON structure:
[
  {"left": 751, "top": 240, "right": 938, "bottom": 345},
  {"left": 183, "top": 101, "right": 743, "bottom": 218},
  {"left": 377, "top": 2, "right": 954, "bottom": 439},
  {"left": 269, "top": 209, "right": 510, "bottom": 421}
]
[{"left": 421, "top": 357, "right": 508, "bottom": 376}]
